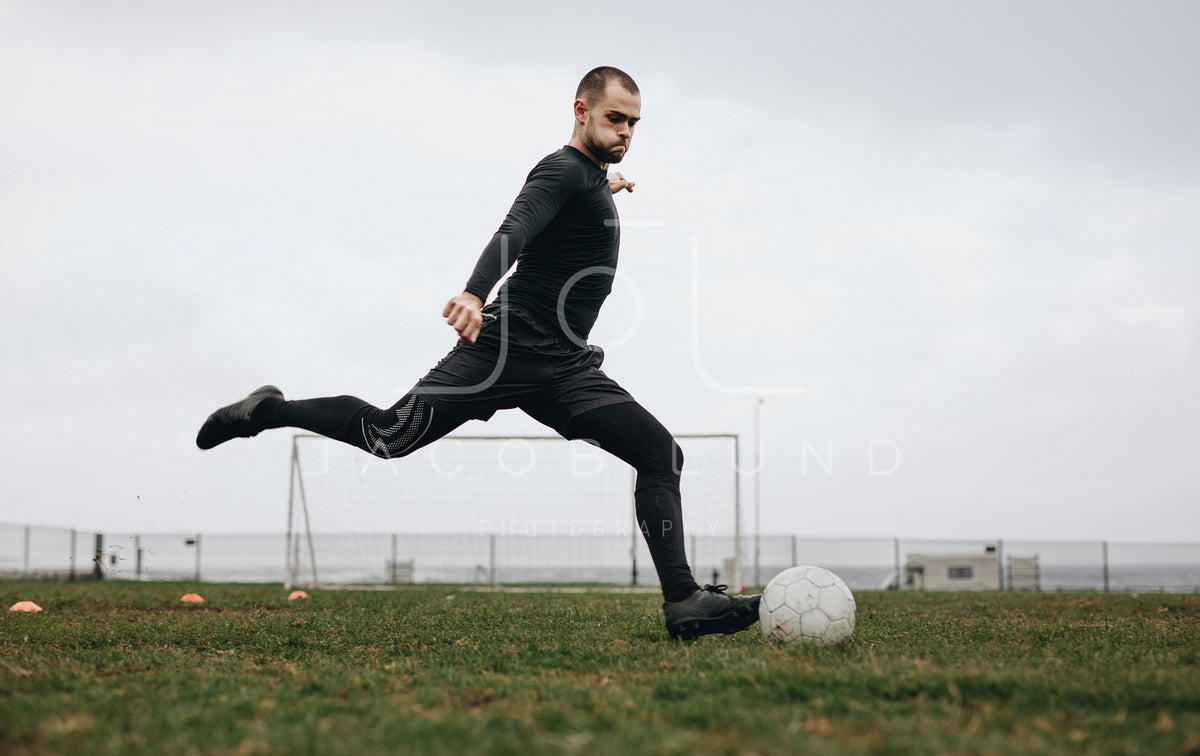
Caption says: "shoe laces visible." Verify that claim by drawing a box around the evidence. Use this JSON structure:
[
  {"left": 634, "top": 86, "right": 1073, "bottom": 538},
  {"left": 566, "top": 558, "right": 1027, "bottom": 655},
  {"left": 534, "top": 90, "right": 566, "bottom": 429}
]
[{"left": 701, "top": 584, "right": 730, "bottom": 595}]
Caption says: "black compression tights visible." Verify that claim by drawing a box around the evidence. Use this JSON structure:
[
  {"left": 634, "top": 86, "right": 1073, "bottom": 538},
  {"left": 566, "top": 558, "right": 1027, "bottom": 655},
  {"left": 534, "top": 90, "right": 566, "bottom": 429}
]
[
  {"left": 252, "top": 395, "right": 700, "bottom": 602},
  {"left": 254, "top": 394, "right": 468, "bottom": 459},
  {"left": 564, "top": 403, "right": 701, "bottom": 602}
]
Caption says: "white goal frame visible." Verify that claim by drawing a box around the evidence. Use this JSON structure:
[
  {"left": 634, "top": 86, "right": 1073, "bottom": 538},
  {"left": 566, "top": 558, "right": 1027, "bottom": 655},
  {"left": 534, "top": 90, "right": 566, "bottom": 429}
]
[{"left": 284, "top": 433, "right": 742, "bottom": 590}]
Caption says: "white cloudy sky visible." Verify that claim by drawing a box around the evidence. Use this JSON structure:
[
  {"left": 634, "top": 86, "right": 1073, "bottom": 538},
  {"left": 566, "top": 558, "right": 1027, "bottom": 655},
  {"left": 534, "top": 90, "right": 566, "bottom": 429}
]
[{"left": 1, "top": 0, "right": 1197, "bottom": 543}]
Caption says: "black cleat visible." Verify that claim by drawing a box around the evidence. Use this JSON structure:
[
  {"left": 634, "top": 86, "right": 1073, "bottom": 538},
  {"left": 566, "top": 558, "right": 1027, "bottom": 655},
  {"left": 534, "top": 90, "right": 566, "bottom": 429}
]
[
  {"left": 195, "top": 385, "right": 283, "bottom": 450},
  {"left": 663, "top": 584, "right": 762, "bottom": 640}
]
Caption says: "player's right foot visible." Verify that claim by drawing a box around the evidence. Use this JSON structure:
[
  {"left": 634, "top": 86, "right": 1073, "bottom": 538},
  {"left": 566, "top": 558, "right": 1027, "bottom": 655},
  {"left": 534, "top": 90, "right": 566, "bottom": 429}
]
[
  {"left": 195, "top": 385, "right": 284, "bottom": 450},
  {"left": 662, "top": 584, "right": 761, "bottom": 640}
]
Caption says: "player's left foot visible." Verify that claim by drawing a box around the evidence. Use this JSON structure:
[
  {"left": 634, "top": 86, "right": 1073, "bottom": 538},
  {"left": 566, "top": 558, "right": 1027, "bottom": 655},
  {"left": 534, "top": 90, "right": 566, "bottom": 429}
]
[
  {"left": 195, "top": 385, "right": 284, "bottom": 450},
  {"left": 662, "top": 584, "right": 761, "bottom": 640}
]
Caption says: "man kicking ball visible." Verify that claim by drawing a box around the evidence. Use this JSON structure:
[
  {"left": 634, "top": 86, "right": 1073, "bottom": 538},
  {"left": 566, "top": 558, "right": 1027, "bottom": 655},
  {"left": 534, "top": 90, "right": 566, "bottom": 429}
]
[{"left": 196, "top": 66, "right": 760, "bottom": 640}]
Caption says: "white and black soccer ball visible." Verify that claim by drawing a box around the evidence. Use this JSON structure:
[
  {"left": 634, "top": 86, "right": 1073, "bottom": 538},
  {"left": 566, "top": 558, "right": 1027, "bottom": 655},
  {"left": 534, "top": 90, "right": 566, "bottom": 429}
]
[{"left": 760, "top": 565, "right": 856, "bottom": 646}]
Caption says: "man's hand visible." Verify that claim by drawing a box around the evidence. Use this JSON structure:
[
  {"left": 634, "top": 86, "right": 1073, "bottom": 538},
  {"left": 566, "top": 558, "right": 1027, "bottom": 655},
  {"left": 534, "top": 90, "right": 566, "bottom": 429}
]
[
  {"left": 609, "top": 172, "right": 635, "bottom": 194},
  {"left": 443, "top": 292, "right": 485, "bottom": 344}
]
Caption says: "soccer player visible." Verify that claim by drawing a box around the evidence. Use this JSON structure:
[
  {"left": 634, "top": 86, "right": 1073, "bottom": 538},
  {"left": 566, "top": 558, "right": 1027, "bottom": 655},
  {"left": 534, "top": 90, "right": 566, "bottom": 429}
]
[{"left": 196, "top": 66, "right": 760, "bottom": 640}]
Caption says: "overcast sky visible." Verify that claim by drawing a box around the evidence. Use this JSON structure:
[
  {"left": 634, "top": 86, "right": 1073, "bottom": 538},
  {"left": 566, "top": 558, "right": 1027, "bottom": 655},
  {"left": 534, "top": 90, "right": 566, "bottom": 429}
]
[{"left": 1, "top": 0, "right": 1197, "bottom": 543}]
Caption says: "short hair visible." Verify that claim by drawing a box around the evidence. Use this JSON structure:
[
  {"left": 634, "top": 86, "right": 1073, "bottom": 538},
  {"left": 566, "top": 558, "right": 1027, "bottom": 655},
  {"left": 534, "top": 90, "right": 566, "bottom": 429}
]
[{"left": 575, "top": 66, "right": 639, "bottom": 104}]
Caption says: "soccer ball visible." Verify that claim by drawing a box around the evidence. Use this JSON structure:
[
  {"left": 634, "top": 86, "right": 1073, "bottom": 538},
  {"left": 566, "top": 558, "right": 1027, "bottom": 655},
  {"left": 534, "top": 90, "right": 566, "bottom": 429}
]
[{"left": 760, "top": 565, "right": 856, "bottom": 646}]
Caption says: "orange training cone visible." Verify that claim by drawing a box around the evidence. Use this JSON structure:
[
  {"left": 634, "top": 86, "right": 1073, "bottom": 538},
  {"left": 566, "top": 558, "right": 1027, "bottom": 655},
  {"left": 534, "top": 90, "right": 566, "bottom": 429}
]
[
  {"left": 288, "top": 590, "right": 309, "bottom": 601},
  {"left": 180, "top": 593, "right": 204, "bottom": 603},
  {"left": 9, "top": 601, "right": 42, "bottom": 612}
]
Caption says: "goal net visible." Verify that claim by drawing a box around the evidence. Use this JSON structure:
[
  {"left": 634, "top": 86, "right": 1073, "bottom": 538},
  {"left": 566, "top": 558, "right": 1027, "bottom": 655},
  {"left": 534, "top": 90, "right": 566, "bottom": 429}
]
[{"left": 285, "top": 433, "right": 742, "bottom": 589}]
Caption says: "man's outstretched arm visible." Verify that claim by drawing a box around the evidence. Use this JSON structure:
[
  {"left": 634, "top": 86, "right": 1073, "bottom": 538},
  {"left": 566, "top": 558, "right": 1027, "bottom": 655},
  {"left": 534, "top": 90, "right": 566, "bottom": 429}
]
[
  {"left": 448, "top": 157, "right": 583, "bottom": 343},
  {"left": 445, "top": 160, "right": 634, "bottom": 344}
]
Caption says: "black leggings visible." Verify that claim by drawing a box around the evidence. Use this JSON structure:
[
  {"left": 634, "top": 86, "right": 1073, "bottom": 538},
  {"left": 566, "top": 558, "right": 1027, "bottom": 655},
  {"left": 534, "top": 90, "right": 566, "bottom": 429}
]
[
  {"left": 562, "top": 403, "right": 697, "bottom": 602},
  {"left": 254, "top": 395, "right": 700, "bottom": 601},
  {"left": 256, "top": 393, "right": 469, "bottom": 459}
]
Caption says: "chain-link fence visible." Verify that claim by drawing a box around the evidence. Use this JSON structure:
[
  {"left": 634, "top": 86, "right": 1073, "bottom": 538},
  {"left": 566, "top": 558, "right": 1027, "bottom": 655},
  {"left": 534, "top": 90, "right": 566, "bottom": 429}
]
[{"left": 3, "top": 522, "right": 1199, "bottom": 592}]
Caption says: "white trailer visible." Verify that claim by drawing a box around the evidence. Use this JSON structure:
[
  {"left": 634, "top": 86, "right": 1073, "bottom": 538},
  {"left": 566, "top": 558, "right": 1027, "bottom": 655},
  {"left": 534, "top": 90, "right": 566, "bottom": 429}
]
[
  {"left": 880, "top": 550, "right": 1040, "bottom": 591},
  {"left": 902, "top": 552, "right": 1001, "bottom": 591}
]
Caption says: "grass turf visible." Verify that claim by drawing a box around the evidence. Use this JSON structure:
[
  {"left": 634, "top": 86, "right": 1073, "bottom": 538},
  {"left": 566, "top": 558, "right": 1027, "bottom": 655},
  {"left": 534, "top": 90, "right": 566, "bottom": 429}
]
[{"left": 2, "top": 582, "right": 1198, "bottom": 755}]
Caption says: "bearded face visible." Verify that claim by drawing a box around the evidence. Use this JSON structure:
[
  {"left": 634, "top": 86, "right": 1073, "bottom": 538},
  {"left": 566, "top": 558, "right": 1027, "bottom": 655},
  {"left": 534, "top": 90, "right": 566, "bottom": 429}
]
[{"left": 576, "top": 83, "right": 640, "bottom": 166}]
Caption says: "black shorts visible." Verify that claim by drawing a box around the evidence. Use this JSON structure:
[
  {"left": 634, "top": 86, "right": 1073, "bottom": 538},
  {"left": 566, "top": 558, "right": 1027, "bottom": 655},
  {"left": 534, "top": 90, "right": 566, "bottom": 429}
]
[{"left": 410, "top": 303, "right": 635, "bottom": 435}]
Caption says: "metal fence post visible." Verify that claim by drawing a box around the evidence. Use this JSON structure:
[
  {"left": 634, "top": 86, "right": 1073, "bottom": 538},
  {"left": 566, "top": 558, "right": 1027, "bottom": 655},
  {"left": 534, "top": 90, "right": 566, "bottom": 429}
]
[
  {"left": 997, "top": 539, "right": 1005, "bottom": 591},
  {"left": 630, "top": 469, "right": 637, "bottom": 586},
  {"left": 1102, "top": 540, "right": 1110, "bottom": 593},
  {"left": 690, "top": 534, "right": 697, "bottom": 577},
  {"left": 753, "top": 398, "right": 763, "bottom": 589},
  {"left": 93, "top": 533, "right": 104, "bottom": 580},
  {"left": 391, "top": 533, "right": 398, "bottom": 581},
  {"left": 293, "top": 534, "right": 301, "bottom": 586},
  {"left": 194, "top": 533, "right": 202, "bottom": 582},
  {"left": 733, "top": 435, "right": 742, "bottom": 591},
  {"left": 893, "top": 537, "right": 901, "bottom": 591},
  {"left": 69, "top": 529, "right": 77, "bottom": 581},
  {"left": 489, "top": 533, "right": 497, "bottom": 586}
]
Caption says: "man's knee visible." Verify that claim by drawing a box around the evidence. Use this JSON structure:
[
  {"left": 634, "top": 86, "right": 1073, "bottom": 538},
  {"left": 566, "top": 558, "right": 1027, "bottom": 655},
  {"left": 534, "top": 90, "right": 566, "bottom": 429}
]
[
  {"left": 670, "top": 440, "right": 684, "bottom": 476},
  {"left": 640, "top": 431, "right": 683, "bottom": 483},
  {"left": 362, "top": 395, "right": 435, "bottom": 459},
  {"left": 649, "top": 438, "right": 683, "bottom": 483}
]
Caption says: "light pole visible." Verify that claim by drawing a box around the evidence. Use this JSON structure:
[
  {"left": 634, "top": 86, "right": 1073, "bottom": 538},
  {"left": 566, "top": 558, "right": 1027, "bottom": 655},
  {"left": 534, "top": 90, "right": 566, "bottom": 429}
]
[{"left": 754, "top": 397, "right": 764, "bottom": 586}]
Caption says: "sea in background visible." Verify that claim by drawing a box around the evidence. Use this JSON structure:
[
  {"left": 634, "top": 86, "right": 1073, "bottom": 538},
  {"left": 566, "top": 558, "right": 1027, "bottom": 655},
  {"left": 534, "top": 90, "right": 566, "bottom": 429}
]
[{"left": 5, "top": 524, "right": 1199, "bottom": 593}]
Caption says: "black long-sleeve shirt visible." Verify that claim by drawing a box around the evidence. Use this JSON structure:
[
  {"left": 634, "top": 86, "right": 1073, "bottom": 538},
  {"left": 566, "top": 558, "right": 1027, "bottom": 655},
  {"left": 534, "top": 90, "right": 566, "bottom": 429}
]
[{"left": 464, "top": 146, "right": 619, "bottom": 344}]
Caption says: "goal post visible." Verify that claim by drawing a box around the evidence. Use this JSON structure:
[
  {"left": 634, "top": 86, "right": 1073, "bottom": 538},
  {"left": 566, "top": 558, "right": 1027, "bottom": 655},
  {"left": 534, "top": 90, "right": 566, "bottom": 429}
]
[{"left": 284, "top": 433, "right": 742, "bottom": 590}]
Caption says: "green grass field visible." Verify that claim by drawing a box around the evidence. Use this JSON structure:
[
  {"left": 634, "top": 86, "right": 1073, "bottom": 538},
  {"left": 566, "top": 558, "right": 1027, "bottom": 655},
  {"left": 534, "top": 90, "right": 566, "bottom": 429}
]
[{"left": 2, "top": 582, "right": 1198, "bottom": 755}]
